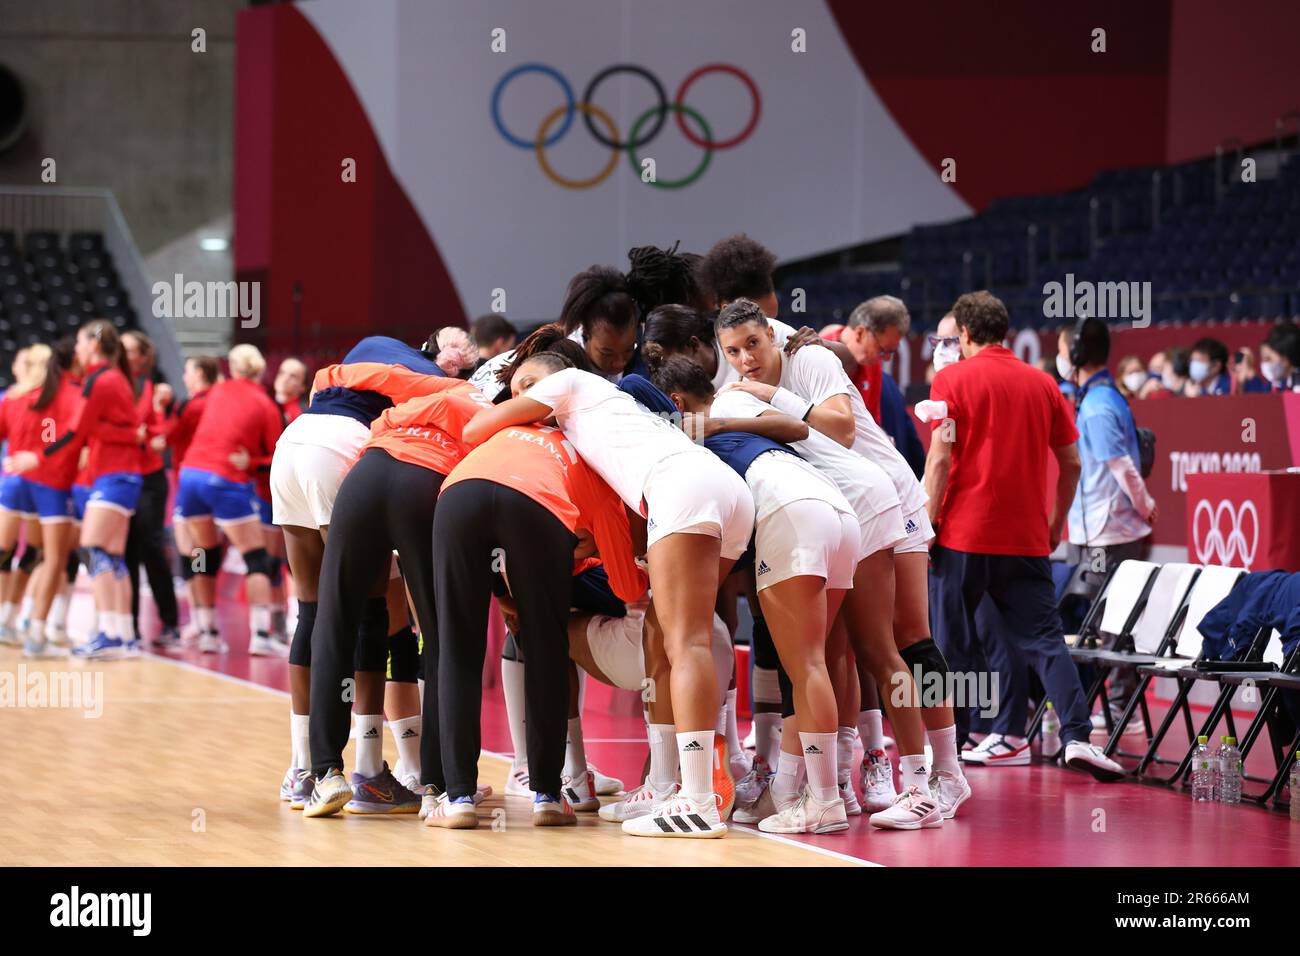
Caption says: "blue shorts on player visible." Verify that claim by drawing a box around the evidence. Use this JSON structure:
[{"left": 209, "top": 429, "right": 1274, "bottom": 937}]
[
  {"left": 175, "top": 467, "right": 259, "bottom": 525},
  {"left": 256, "top": 493, "right": 274, "bottom": 528},
  {"left": 87, "top": 472, "right": 144, "bottom": 516},
  {"left": 72, "top": 484, "right": 92, "bottom": 522},
  {"left": 0, "top": 474, "right": 75, "bottom": 522}
]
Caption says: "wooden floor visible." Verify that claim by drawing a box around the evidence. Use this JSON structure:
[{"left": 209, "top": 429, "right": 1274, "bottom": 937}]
[{"left": 0, "top": 648, "right": 858, "bottom": 867}]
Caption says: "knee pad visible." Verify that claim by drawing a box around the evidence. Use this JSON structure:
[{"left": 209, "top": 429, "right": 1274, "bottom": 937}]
[
  {"left": 87, "top": 547, "right": 116, "bottom": 579},
  {"left": 242, "top": 547, "right": 272, "bottom": 579},
  {"left": 66, "top": 551, "right": 81, "bottom": 585},
  {"left": 191, "top": 546, "right": 222, "bottom": 577},
  {"left": 267, "top": 555, "right": 284, "bottom": 588},
  {"left": 17, "top": 545, "right": 42, "bottom": 573},
  {"left": 900, "top": 638, "right": 950, "bottom": 686},
  {"left": 777, "top": 660, "right": 796, "bottom": 720},
  {"left": 501, "top": 630, "right": 524, "bottom": 663},
  {"left": 289, "top": 600, "right": 316, "bottom": 667},
  {"left": 750, "top": 614, "right": 779, "bottom": 670},
  {"left": 354, "top": 596, "right": 390, "bottom": 673},
  {"left": 387, "top": 626, "right": 419, "bottom": 683},
  {"left": 0, "top": 546, "right": 16, "bottom": 570}
]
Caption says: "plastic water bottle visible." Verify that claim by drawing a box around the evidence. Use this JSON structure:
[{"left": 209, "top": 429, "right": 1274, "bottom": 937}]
[
  {"left": 1041, "top": 702, "right": 1061, "bottom": 758},
  {"left": 1191, "top": 736, "right": 1215, "bottom": 802},
  {"left": 1217, "top": 736, "right": 1242, "bottom": 804},
  {"left": 1289, "top": 754, "right": 1300, "bottom": 821}
]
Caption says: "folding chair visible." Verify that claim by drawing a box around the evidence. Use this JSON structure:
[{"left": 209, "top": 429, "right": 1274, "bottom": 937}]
[
  {"left": 1126, "top": 565, "right": 1247, "bottom": 782},
  {"left": 1216, "top": 635, "right": 1300, "bottom": 808}
]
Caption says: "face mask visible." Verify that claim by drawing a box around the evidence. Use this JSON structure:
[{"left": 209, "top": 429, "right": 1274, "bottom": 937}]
[
  {"left": 1123, "top": 372, "right": 1147, "bottom": 393},
  {"left": 1056, "top": 354, "right": 1074, "bottom": 381},
  {"left": 1189, "top": 359, "right": 1211, "bottom": 383},
  {"left": 1261, "top": 360, "right": 1285, "bottom": 384},
  {"left": 933, "top": 344, "right": 960, "bottom": 371},
  {"left": 1161, "top": 370, "right": 1181, "bottom": 391}
]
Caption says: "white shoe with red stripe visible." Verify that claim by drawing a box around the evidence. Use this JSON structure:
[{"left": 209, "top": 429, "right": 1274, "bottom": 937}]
[
  {"left": 869, "top": 786, "right": 944, "bottom": 830},
  {"left": 962, "top": 733, "right": 1030, "bottom": 766},
  {"left": 588, "top": 764, "right": 624, "bottom": 796},
  {"left": 562, "top": 769, "right": 601, "bottom": 812},
  {"left": 598, "top": 781, "right": 677, "bottom": 823},
  {"left": 860, "top": 749, "right": 897, "bottom": 812}
]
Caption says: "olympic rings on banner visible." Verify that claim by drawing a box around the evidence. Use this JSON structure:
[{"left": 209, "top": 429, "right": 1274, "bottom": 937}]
[
  {"left": 491, "top": 61, "right": 760, "bottom": 189},
  {"left": 536, "top": 102, "right": 622, "bottom": 190}
]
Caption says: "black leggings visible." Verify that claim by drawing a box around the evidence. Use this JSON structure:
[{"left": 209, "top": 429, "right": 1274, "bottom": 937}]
[
  {"left": 431, "top": 479, "right": 575, "bottom": 800},
  {"left": 309, "top": 448, "right": 443, "bottom": 778},
  {"left": 127, "top": 468, "right": 178, "bottom": 631}
]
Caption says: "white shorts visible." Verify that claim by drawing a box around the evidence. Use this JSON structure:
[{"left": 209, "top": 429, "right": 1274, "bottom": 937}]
[
  {"left": 754, "top": 498, "right": 859, "bottom": 591},
  {"left": 893, "top": 505, "right": 936, "bottom": 555},
  {"left": 586, "top": 604, "right": 647, "bottom": 693},
  {"left": 642, "top": 452, "right": 755, "bottom": 561},
  {"left": 269, "top": 414, "right": 370, "bottom": 528},
  {"left": 859, "top": 502, "right": 909, "bottom": 559}
]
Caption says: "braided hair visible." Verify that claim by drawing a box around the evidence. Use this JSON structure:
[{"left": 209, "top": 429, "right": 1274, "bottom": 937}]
[{"left": 626, "top": 241, "right": 707, "bottom": 317}]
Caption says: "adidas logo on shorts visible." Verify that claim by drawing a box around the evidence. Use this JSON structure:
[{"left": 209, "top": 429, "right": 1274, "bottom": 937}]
[
  {"left": 756, "top": 560, "right": 771, "bottom": 575},
  {"left": 905, "top": 519, "right": 918, "bottom": 535},
  {"left": 647, "top": 517, "right": 657, "bottom": 531}
]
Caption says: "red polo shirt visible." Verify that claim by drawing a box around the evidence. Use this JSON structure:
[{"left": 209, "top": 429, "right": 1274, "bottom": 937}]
[{"left": 929, "top": 345, "right": 1078, "bottom": 556}]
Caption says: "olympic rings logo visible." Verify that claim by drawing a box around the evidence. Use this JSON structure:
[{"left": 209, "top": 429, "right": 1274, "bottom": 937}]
[
  {"left": 490, "top": 62, "right": 761, "bottom": 190},
  {"left": 1191, "top": 498, "right": 1259, "bottom": 569}
]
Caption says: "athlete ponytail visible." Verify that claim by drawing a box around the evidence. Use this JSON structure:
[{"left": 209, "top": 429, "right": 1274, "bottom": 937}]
[
  {"left": 80, "top": 318, "right": 131, "bottom": 382},
  {"left": 34, "top": 337, "right": 74, "bottom": 411}
]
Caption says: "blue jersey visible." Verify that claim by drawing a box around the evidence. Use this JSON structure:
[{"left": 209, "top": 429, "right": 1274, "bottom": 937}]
[{"left": 306, "top": 336, "right": 444, "bottom": 426}]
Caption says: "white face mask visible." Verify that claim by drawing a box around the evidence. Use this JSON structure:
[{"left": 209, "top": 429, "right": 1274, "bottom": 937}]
[
  {"left": 1056, "top": 354, "right": 1074, "bottom": 381},
  {"left": 1123, "top": 372, "right": 1147, "bottom": 393},
  {"left": 933, "top": 344, "right": 961, "bottom": 371},
  {"left": 1189, "top": 358, "right": 1211, "bottom": 383},
  {"left": 1261, "top": 360, "right": 1286, "bottom": 384}
]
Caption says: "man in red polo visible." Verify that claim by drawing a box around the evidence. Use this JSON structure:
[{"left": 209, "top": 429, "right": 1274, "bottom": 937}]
[{"left": 923, "top": 291, "right": 1123, "bottom": 781}]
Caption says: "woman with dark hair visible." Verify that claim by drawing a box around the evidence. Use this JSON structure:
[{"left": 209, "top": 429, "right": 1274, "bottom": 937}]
[
  {"left": 121, "top": 330, "right": 180, "bottom": 648},
  {"left": 625, "top": 242, "right": 709, "bottom": 317},
  {"left": 1261, "top": 321, "right": 1300, "bottom": 392},
  {"left": 7, "top": 320, "right": 143, "bottom": 660}
]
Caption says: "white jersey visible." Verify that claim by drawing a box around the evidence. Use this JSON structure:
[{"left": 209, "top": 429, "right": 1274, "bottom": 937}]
[
  {"left": 524, "top": 367, "right": 708, "bottom": 510},
  {"left": 710, "top": 317, "right": 797, "bottom": 391},
  {"left": 470, "top": 328, "right": 625, "bottom": 402},
  {"left": 712, "top": 388, "right": 900, "bottom": 522},
  {"left": 774, "top": 345, "right": 927, "bottom": 516},
  {"left": 744, "top": 448, "right": 855, "bottom": 525}
]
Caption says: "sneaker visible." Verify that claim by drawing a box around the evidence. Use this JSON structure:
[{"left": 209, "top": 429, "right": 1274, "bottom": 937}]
[
  {"left": 713, "top": 733, "right": 735, "bottom": 820},
  {"left": 72, "top": 633, "right": 123, "bottom": 660},
  {"left": 21, "top": 634, "right": 46, "bottom": 658},
  {"left": 1090, "top": 712, "right": 1145, "bottom": 737},
  {"left": 758, "top": 787, "right": 848, "bottom": 834},
  {"left": 837, "top": 776, "right": 862, "bottom": 816},
  {"left": 344, "top": 762, "right": 421, "bottom": 814},
  {"left": 198, "top": 633, "right": 227, "bottom": 655},
  {"left": 562, "top": 769, "right": 600, "bottom": 812},
  {"left": 505, "top": 763, "right": 534, "bottom": 799},
  {"left": 728, "top": 751, "right": 753, "bottom": 787},
  {"left": 731, "top": 775, "right": 777, "bottom": 824},
  {"left": 929, "top": 769, "right": 972, "bottom": 819},
  {"left": 0, "top": 624, "right": 18, "bottom": 646},
  {"left": 122, "top": 638, "right": 142, "bottom": 658},
  {"left": 869, "top": 785, "right": 944, "bottom": 830},
  {"left": 302, "top": 768, "right": 352, "bottom": 818},
  {"left": 45, "top": 629, "right": 71, "bottom": 656},
  {"left": 288, "top": 769, "right": 316, "bottom": 810},
  {"left": 249, "top": 634, "right": 287, "bottom": 657},
  {"left": 962, "top": 733, "right": 1030, "bottom": 766},
  {"left": 622, "top": 792, "right": 727, "bottom": 838},
  {"left": 598, "top": 781, "right": 677, "bottom": 823},
  {"left": 533, "top": 792, "right": 577, "bottom": 826},
  {"left": 417, "top": 784, "right": 444, "bottom": 820},
  {"left": 152, "top": 626, "right": 181, "bottom": 650},
  {"left": 734, "top": 754, "right": 770, "bottom": 808},
  {"left": 589, "top": 764, "right": 623, "bottom": 796},
  {"left": 425, "top": 793, "right": 479, "bottom": 829},
  {"left": 860, "top": 749, "right": 897, "bottom": 812},
  {"left": 280, "top": 767, "right": 300, "bottom": 802},
  {"left": 1064, "top": 741, "right": 1125, "bottom": 782}
]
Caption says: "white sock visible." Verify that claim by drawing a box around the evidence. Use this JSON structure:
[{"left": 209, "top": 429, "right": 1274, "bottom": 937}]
[
  {"left": 563, "top": 716, "right": 587, "bottom": 781},
  {"left": 118, "top": 612, "right": 135, "bottom": 643},
  {"left": 290, "top": 712, "right": 310, "bottom": 769},
  {"left": 928, "top": 723, "right": 962, "bottom": 776},
  {"left": 27, "top": 618, "right": 45, "bottom": 644},
  {"left": 900, "top": 753, "right": 931, "bottom": 797},
  {"left": 754, "top": 712, "right": 782, "bottom": 768},
  {"left": 501, "top": 655, "right": 528, "bottom": 768},
  {"left": 858, "top": 709, "right": 885, "bottom": 753},
  {"left": 195, "top": 606, "right": 216, "bottom": 636},
  {"left": 49, "top": 591, "right": 69, "bottom": 630},
  {"left": 0, "top": 600, "right": 16, "bottom": 626},
  {"left": 250, "top": 604, "right": 271, "bottom": 638},
  {"left": 647, "top": 722, "right": 678, "bottom": 790},
  {"left": 724, "top": 688, "right": 743, "bottom": 760},
  {"left": 354, "top": 714, "right": 384, "bottom": 778},
  {"left": 677, "top": 729, "right": 714, "bottom": 800},
  {"left": 18, "top": 594, "right": 32, "bottom": 624},
  {"left": 836, "top": 726, "right": 857, "bottom": 783},
  {"left": 102, "top": 610, "right": 120, "bottom": 639},
  {"left": 388, "top": 715, "right": 421, "bottom": 782},
  {"left": 800, "top": 731, "right": 839, "bottom": 801},
  {"left": 773, "top": 750, "right": 805, "bottom": 805}
]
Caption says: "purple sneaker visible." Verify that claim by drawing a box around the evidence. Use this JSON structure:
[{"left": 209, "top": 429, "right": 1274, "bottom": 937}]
[
  {"left": 343, "top": 762, "right": 421, "bottom": 814},
  {"left": 288, "top": 769, "right": 315, "bottom": 810}
]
